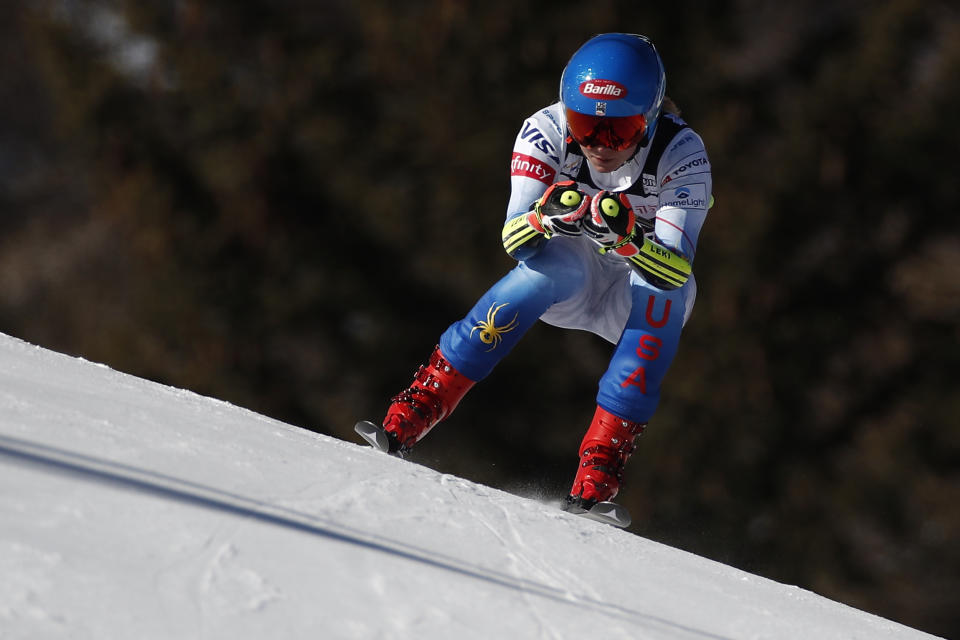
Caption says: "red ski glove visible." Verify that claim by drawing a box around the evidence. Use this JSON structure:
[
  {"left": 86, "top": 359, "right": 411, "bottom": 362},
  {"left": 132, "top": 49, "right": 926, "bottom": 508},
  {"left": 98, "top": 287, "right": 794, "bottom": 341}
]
[
  {"left": 502, "top": 180, "right": 590, "bottom": 258},
  {"left": 532, "top": 180, "right": 591, "bottom": 237}
]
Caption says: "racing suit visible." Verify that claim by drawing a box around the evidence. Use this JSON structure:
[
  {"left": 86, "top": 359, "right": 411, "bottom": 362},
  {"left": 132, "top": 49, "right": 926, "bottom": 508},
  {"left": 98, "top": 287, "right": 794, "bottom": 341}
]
[{"left": 438, "top": 102, "right": 712, "bottom": 424}]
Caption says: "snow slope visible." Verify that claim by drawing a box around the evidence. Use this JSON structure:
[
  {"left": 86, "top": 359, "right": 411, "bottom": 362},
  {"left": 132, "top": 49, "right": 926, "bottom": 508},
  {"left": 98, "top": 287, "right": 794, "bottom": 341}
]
[{"left": 0, "top": 333, "right": 942, "bottom": 640}]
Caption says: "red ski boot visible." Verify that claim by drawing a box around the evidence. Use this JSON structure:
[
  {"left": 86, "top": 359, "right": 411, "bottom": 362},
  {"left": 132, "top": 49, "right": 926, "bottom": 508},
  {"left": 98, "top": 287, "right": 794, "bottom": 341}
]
[
  {"left": 380, "top": 346, "right": 475, "bottom": 455},
  {"left": 564, "top": 406, "right": 646, "bottom": 511}
]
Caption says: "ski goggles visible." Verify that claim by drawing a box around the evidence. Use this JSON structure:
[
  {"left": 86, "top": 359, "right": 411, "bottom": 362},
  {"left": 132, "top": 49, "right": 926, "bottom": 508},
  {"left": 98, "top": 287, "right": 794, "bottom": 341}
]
[{"left": 565, "top": 108, "right": 648, "bottom": 151}]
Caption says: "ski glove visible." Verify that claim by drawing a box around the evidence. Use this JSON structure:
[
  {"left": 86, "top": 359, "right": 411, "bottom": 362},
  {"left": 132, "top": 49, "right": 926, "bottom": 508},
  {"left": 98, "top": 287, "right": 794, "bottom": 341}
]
[
  {"left": 582, "top": 191, "right": 637, "bottom": 250},
  {"left": 501, "top": 181, "right": 590, "bottom": 259},
  {"left": 583, "top": 190, "right": 693, "bottom": 291},
  {"left": 533, "top": 180, "right": 591, "bottom": 237}
]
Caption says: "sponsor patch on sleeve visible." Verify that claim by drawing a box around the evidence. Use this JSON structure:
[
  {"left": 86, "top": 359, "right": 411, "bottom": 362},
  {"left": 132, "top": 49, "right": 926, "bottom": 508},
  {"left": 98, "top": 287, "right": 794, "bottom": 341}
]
[
  {"left": 661, "top": 183, "right": 708, "bottom": 209},
  {"left": 661, "top": 152, "right": 711, "bottom": 186},
  {"left": 510, "top": 152, "right": 556, "bottom": 185}
]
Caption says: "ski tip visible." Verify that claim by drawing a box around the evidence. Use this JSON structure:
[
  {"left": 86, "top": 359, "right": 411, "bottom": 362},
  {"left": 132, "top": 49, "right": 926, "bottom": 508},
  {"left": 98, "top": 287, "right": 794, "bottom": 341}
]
[
  {"left": 354, "top": 420, "right": 392, "bottom": 453},
  {"left": 584, "top": 501, "right": 632, "bottom": 528},
  {"left": 563, "top": 498, "right": 632, "bottom": 528}
]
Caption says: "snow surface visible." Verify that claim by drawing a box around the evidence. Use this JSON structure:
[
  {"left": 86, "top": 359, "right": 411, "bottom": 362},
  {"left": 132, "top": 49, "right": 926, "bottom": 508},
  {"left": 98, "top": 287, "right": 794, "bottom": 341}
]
[{"left": 0, "top": 333, "right": 942, "bottom": 640}]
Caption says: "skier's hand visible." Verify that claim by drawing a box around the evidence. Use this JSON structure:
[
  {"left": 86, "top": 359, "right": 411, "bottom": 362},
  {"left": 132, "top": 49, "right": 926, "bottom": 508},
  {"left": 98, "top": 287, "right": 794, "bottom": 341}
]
[
  {"left": 532, "top": 180, "right": 591, "bottom": 237},
  {"left": 502, "top": 181, "right": 590, "bottom": 259},
  {"left": 582, "top": 191, "right": 637, "bottom": 250},
  {"left": 583, "top": 190, "right": 692, "bottom": 290}
]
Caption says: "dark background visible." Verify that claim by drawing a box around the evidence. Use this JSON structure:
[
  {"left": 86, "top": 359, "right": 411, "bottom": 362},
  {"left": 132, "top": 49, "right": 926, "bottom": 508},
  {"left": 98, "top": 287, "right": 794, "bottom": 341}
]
[{"left": 2, "top": 1, "right": 957, "bottom": 636}]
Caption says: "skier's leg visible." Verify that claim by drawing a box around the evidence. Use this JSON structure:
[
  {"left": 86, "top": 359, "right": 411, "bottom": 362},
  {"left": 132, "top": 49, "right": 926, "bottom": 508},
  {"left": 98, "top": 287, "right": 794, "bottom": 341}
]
[
  {"left": 439, "top": 242, "right": 586, "bottom": 381},
  {"left": 567, "top": 280, "right": 688, "bottom": 505},
  {"left": 382, "top": 240, "right": 588, "bottom": 453},
  {"left": 596, "top": 283, "right": 687, "bottom": 423}
]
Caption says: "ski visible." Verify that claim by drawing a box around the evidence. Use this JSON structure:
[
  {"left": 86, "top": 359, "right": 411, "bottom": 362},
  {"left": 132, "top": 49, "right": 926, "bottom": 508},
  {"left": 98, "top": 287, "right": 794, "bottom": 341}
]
[
  {"left": 579, "top": 501, "right": 632, "bottom": 528},
  {"left": 354, "top": 420, "right": 393, "bottom": 453},
  {"left": 356, "top": 419, "right": 630, "bottom": 528},
  {"left": 563, "top": 500, "right": 632, "bottom": 529}
]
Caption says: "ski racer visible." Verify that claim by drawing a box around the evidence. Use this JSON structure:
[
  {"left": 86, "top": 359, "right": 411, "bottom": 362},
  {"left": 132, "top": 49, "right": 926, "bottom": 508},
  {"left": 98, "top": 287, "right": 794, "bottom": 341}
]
[{"left": 369, "top": 33, "right": 712, "bottom": 517}]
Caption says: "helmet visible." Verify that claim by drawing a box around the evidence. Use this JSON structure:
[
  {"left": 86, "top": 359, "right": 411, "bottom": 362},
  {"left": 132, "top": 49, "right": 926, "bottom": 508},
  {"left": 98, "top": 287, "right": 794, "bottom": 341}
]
[{"left": 560, "top": 33, "right": 666, "bottom": 150}]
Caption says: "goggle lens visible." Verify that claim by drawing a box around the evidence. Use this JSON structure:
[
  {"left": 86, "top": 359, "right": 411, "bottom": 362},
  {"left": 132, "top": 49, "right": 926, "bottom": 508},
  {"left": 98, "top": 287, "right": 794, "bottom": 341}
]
[{"left": 565, "top": 109, "right": 648, "bottom": 151}]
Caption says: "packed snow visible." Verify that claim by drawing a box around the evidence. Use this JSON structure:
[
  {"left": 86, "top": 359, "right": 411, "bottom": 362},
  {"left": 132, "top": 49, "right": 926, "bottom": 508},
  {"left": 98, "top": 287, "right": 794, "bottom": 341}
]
[{"left": 0, "top": 333, "right": 942, "bottom": 639}]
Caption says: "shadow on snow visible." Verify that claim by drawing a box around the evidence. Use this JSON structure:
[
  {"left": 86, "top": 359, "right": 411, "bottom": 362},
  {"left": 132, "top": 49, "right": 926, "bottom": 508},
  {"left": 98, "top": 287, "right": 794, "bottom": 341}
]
[{"left": 0, "top": 433, "right": 730, "bottom": 640}]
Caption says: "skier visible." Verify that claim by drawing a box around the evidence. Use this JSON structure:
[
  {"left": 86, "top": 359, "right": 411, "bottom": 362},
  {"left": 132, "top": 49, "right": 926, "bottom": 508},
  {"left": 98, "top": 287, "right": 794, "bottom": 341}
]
[{"left": 363, "top": 33, "right": 712, "bottom": 519}]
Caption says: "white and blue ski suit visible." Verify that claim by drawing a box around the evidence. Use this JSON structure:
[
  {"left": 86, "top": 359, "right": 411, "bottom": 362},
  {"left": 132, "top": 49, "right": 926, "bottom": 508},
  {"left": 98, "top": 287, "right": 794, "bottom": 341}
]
[{"left": 438, "top": 103, "right": 712, "bottom": 424}]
